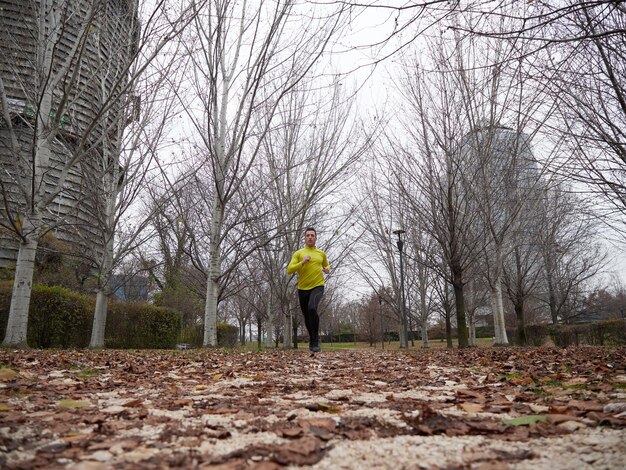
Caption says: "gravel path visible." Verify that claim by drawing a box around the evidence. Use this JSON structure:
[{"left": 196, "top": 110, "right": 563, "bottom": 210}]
[{"left": 0, "top": 347, "right": 625, "bottom": 469}]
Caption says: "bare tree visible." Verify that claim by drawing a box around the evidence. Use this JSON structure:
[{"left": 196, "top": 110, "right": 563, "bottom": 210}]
[
  {"left": 450, "top": 2, "right": 626, "bottom": 237},
  {"left": 247, "top": 78, "right": 369, "bottom": 348},
  {"left": 536, "top": 186, "right": 608, "bottom": 324},
  {"left": 173, "top": 1, "right": 348, "bottom": 347},
  {"left": 455, "top": 1, "right": 624, "bottom": 44},
  {"left": 86, "top": 29, "right": 199, "bottom": 348},
  {"left": 0, "top": 0, "right": 200, "bottom": 347},
  {"left": 540, "top": 4, "right": 626, "bottom": 236},
  {"left": 501, "top": 219, "right": 545, "bottom": 345},
  {"left": 351, "top": 164, "right": 408, "bottom": 344},
  {"left": 385, "top": 32, "right": 491, "bottom": 348}
]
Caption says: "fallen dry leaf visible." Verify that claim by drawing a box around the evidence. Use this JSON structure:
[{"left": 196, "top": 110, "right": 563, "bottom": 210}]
[
  {"left": 57, "top": 399, "right": 91, "bottom": 409},
  {"left": 460, "top": 402, "right": 484, "bottom": 413},
  {"left": 0, "top": 346, "right": 622, "bottom": 469},
  {"left": 0, "top": 368, "right": 18, "bottom": 380}
]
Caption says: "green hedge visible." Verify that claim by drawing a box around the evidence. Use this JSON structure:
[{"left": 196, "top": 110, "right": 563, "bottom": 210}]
[
  {"left": 177, "top": 323, "right": 240, "bottom": 348},
  {"left": 0, "top": 283, "right": 92, "bottom": 348},
  {"left": 503, "top": 320, "right": 626, "bottom": 347},
  {"left": 0, "top": 282, "right": 181, "bottom": 349},
  {"left": 549, "top": 320, "right": 626, "bottom": 347},
  {"left": 105, "top": 301, "right": 181, "bottom": 349},
  {"left": 506, "top": 324, "right": 550, "bottom": 346},
  {"left": 217, "top": 322, "right": 239, "bottom": 348}
]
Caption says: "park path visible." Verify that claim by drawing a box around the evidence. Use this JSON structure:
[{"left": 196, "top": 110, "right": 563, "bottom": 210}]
[{"left": 0, "top": 346, "right": 625, "bottom": 469}]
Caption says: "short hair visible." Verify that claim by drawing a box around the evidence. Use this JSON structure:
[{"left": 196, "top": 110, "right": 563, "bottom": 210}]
[{"left": 304, "top": 226, "right": 316, "bottom": 235}]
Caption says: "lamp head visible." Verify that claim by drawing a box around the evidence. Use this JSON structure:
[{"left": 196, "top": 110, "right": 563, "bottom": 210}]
[{"left": 393, "top": 229, "right": 405, "bottom": 251}]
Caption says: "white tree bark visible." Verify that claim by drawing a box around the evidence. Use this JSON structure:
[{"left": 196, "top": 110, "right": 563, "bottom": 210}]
[
  {"left": 2, "top": 37, "right": 55, "bottom": 346},
  {"left": 90, "top": 290, "right": 109, "bottom": 349},
  {"left": 468, "top": 321, "right": 477, "bottom": 347},
  {"left": 2, "top": 228, "right": 39, "bottom": 348},
  {"left": 492, "top": 277, "right": 509, "bottom": 345},
  {"left": 265, "top": 297, "right": 274, "bottom": 348},
  {"left": 203, "top": 193, "right": 224, "bottom": 347},
  {"left": 89, "top": 166, "right": 117, "bottom": 348}
]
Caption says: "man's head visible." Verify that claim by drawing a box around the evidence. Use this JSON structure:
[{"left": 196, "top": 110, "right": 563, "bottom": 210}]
[{"left": 304, "top": 227, "right": 317, "bottom": 247}]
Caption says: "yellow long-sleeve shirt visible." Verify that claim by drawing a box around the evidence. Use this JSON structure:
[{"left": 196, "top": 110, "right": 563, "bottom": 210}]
[{"left": 286, "top": 246, "right": 330, "bottom": 290}]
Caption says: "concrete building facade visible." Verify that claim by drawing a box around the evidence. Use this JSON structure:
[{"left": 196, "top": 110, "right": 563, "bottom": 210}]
[{"left": 0, "top": 0, "right": 138, "bottom": 268}]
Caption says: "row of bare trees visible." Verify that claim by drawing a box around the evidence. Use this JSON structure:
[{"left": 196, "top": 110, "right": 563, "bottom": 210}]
[
  {"left": 347, "top": 4, "right": 616, "bottom": 347},
  {"left": 1, "top": 1, "right": 622, "bottom": 349}
]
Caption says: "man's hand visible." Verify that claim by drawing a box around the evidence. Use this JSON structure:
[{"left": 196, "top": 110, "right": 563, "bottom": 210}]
[
  {"left": 302, "top": 256, "right": 311, "bottom": 265},
  {"left": 323, "top": 266, "right": 330, "bottom": 274}
]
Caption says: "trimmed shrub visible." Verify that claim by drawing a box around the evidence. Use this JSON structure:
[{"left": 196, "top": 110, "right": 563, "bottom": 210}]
[
  {"left": 475, "top": 326, "right": 495, "bottom": 339},
  {"left": 0, "top": 283, "right": 93, "bottom": 348},
  {"left": 588, "top": 319, "right": 626, "bottom": 346},
  {"left": 217, "top": 322, "right": 239, "bottom": 348},
  {"left": 175, "top": 323, "right": 241, "bottom": 348},
  {"left": 525, "top": 324, "right": 550, "bottom": 346},
  {"left": 550, "top": 324, "right": 585, "bottom": 347},
  {"left": 549, "top": 320, "right": 626, "bottom": 347},
  {"left": 105, "top": 301, "right": 182, "bottom": 349},
  {"left": 179, "top": 325, "right": 204, "bottom": 348},
  {"left": 321, "top": 332, "right": 357, "bottom": 343},
  {"left": 506, "top": 324, "right": 549, "bottom": 346},
  {"left": 0, "top": 282, "right": 182, "bottom": 349}
]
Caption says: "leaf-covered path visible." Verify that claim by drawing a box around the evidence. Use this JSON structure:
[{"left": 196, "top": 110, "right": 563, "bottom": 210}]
[{"left": 1, "top": 346, "right": 625, "bottom": 469}]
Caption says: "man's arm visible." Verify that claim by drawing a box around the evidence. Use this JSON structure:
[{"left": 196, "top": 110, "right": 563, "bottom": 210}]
[
  {"left": 286, "top": 251, "right": 303, "bottom": 275},
  {"left": 322, "top": 252, "right": 331, "bottom": 274}
]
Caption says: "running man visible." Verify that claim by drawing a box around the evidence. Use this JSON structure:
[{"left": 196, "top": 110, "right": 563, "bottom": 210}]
[{"left": 287, "top": 227, "right": 331, "bottom": 353}]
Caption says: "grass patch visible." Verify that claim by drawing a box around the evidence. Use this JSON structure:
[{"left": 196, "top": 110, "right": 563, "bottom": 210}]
[
  {"left": 541, "top": 379, "right": 562, "bottom": 387},
  {"left": 322, "top": 342, "right": 362, "bottom": 350},
  {"left": 529, "top": 387, "right": 550, "bottom": 397},
  {"left": 564, "top": 383, "right": 587, "bottom": 391},
  {"left": 7, "top": 389, "right": 31, "bottom": 398},
  {"left": 238, "top": 337, "right": 496, "bottom": 352},
  {"left": 500, "top": 372, "right": 523, "bottom": 380},
  {"left": 76, "top": 368, "right": 101, "bottom": 378}
]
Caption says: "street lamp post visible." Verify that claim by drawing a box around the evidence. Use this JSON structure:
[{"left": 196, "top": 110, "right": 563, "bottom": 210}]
[
  {"left": 393, "top": 229, "right": 409, "bottom": 349},
  {"left": 378, "top": 293, "right": 384, "bottom": 350}
]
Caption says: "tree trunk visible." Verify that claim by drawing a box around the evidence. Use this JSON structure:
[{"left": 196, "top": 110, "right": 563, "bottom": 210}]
[
  {"left": 265, "top": 299, "right": 274, "bottom": 348},
  {"left": 239, "top": 319, "right": 246, "bottom": 344},
  {"left": 89, "top": 162, "right": 117, "bottom": 349},
  {"left": 547, "top": 271, "right": 558, "bottom": 324},
  {"left": 452, "top": 269, "right": 469, "bottom": 348},
  {"left": 2, "top": 233, "right": 39, "bottom": 348},
  {"left": 257, "top": 317, "right": 263, "bottom": 350},
  {"left": 515, "top": 294, "right": 527, "bottom": 346},
  {"left": 468, "top": 321, "right": 476, "bottom": 347},
  {"left": 421, "top": 318, "right": 430, "bottom": 348},
  {"left": 276, "top": 297, "right": 292, "bottom": 349},
  {"left": 89, "top": 290, "right": 109, "bottom": 349},
  {"left": 283, "top": 309, "right": 293, "bottom": 348},
  {"left": 2, "top": 60, "right": 54, "bottom": 348},
  {"left": 492, "top": 280, "right": 509, "bottom": 346},
  {"left": 203, "top": 194, "right": 224, "bottom": 347},
  {"left": 445, "top": 284, "right": 453, "bottom": 348},
  {"left": 419, "top": 274, "right": 429, "bottom": 348}
]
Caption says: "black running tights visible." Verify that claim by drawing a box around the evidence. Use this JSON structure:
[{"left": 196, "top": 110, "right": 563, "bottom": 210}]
[{"left": 297, "top": 286, "right": 324, "bottom": 344}]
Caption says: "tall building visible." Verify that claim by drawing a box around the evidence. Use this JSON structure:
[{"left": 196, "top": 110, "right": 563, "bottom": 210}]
[
  {"left": 460, "top": 122, "right": 540, "bottom": 223},
  {"left": 459, "top": 122, "right": 547, "bottom": 332},
  {"left": 0, "top": 0, "right": 139, "bottom": 268}
]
